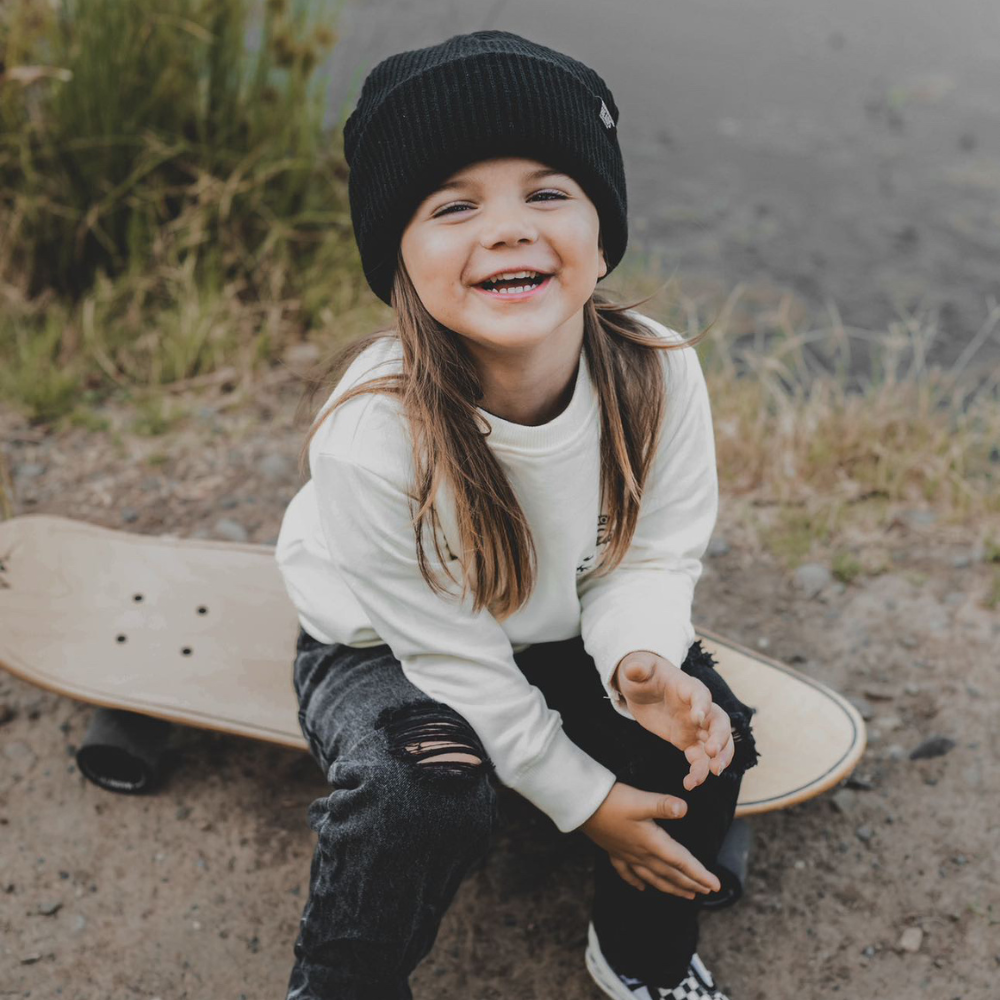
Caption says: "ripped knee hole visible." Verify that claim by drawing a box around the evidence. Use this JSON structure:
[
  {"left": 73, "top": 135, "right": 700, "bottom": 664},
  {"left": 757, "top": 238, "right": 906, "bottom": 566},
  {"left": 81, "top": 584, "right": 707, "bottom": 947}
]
[{"left": 377, "top": 702, "right": 492, "bottom": 775}]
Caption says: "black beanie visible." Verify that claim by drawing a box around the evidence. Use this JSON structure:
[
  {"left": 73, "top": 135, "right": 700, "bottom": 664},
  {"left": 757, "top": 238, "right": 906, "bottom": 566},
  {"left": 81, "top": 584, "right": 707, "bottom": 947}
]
[{"left": 343, "top": 29, "right": 628, "bottom": 306}]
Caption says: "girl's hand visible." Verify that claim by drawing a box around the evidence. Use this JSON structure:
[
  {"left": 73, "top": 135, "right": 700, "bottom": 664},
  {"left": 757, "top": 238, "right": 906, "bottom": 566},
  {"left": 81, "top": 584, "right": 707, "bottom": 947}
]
[
  {"left": 580, "top": 782, "right": 722, "bottom": 896},
  {"left": 613, "top": 650, "right": 735, "bottom": 791}
]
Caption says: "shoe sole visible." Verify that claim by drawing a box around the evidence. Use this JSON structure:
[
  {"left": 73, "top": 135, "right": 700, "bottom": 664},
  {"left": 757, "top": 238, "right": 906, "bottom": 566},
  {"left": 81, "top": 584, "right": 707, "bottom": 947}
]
[{"left": 584, "top": 922, "right": 637, "bottom": 1000}]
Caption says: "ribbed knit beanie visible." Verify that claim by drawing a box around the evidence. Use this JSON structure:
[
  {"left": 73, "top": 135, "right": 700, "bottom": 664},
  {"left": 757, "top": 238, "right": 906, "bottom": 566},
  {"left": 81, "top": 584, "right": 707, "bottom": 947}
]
[{"left": 343, "top": 29, "right": 628, "bottom": 306}]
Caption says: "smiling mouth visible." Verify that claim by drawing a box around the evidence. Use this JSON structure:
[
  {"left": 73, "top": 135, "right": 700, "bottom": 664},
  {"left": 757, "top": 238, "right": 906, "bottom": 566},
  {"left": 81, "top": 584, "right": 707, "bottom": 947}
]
[{"left": 473, "top": 274, "right": 553, "bottom": 300}]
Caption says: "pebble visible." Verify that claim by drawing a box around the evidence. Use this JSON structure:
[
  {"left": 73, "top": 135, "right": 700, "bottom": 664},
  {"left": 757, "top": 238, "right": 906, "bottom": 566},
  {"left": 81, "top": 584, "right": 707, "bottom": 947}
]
[
  {"left": 830, "top": 789, "right": 857, "bottom": 814},
  {"left": 862, "top": 945, "right": 876, "bottom": 958},
  {"left": 121, "top": 507, "right": 139, "bottom": 524},
  {"left": 260, "top": 453, "right": 294, "bottom": 483},
  {"left": 874, "top": 714, "right": 903, "bottom": 733},
  {"left": 848, "top": 697, "right": 875, "bottom": 721},
  {"left": 898, "top": 635, "right": 920, "bottom": 649},
  {"left": 863, "top": 684, "right": 897, "bottom": 701},
  {"left": 901, "top": 509, "right": 937, "bottom": 526},
  {"left": 886, "top": 744, "right": 907, "bottom": 760},
  {"left": 793, "top": 563, "right": 832, "bottom": 599},
  {"left": 903, "top": 682, "right": 921, "bottom": 695},
  {"left": 910, "top": 735, "right": 956, "bottom": 760},
  {"left": 845, "top": 774, "right": 875, "bottom": 790},
  {"left": 38, "top": 900, "right": 62, "bottom": 915},
  {"left": 14, "top": 462, "right": 46, "bottom": 479},
  {"left": 212, "top": 518, "right": 248, "bottom": 543},
  {"left": 898, "top": 926, "right": 923, "bottom": 953},
  {"left": 855, "top": 824, "right": 874, "bottom": 842}
]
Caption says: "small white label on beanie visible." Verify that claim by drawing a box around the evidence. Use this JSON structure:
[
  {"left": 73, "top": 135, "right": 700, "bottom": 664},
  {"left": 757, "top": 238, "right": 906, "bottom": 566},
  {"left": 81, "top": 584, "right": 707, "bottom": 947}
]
[{"left": 599, "top": 99, "right": 615, "bottom": 130}]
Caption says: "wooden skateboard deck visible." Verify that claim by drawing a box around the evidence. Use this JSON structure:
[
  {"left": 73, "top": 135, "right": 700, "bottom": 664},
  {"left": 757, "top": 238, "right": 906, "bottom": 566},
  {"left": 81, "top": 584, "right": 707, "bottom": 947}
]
[{"left": 0, "top": 514, "right": 866, "bottom": 815}]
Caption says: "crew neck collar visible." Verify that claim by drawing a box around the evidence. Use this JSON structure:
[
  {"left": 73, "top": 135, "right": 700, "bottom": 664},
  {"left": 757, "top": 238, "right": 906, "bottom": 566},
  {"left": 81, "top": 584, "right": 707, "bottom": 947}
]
[{"left": 474, "top": 348, "right": 595, "bottom": 453}]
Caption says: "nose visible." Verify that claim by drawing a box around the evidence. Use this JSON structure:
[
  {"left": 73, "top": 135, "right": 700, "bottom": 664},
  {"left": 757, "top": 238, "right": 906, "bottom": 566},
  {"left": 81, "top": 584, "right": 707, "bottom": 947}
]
[{"left": 477, "top": 199, "right": 539, "bottom": 250}]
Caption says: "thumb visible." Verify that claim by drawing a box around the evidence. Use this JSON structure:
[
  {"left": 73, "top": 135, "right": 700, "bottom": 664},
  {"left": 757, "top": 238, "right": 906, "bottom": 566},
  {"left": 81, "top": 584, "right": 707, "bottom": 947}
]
[
  {"left": 622, "top": 659, "right": 656, "bottom": 685},
  {"left": 639, "top": 791, "right": 688, "bottom": 821}
]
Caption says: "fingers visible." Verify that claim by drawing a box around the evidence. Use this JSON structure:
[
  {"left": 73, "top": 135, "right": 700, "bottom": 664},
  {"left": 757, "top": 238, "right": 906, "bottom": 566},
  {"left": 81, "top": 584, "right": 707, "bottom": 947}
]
[
  {"left": 647, "top": 826, "right": 722, "bottom": 894},
  {"left": 631, "top": 863, "right": 698, "bottom": 899},
  {"left": 701, "top": 705, "right": 733, "bottom": 757},
  {"left": 710, "top": 731, "right": 735, "bottom": 775},
  {"left": 683, "top": 753, "right": 711, "bottom": 790},
  {"left": 681, "top": 677, "right": 713, "bottom": 727},
  {"left": 611, "top": 856, "right": 648, "bottom": 892}
]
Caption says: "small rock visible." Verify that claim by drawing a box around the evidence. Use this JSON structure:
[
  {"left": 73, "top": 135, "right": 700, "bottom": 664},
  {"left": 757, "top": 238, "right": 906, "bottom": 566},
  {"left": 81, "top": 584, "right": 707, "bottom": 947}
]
[
  {"left": 898, "top": 635, "right": 920, "bottom": 649},
  {"left": 943, "top": 590, "right": 965, "bottom": 604},
  {"left": 901, "top": 509, "right": 937, "bottom": 527},
  {"left": 874, "top": 714, "right": 903, "bottom": 734},
  {"left": 848, "top": 697, "right": 875, "bottom": 721},
  {"left": 38, "top": 900, "right": 63, "bottom": 915},
  {"left": 950, "top": 554, "right": 972, "bottom": 569},
  {"left": 898, "top": 926, "right": 923, "bottom": 953},
  {"left": 213, "top": 518, "right": 248, "bottom": 543},
  {"left": 14, "top": 462, "right": 46, "bottom": 479},
  {"left": 0, "top": 702, "right": 14, "bottom": 725},
  {"left": 886, "top": 744, "right": 907, "bottom": 761},
  {"left": 20, "top": 951, "right": 43, "bottom": 964},
  {"left": 952, "top": 854, "right": 967, "bottom": 865},
  {"left": 260, "top": 453, "right": 294, "bottom": 483},
  {"left": 72, "top": 914, "right": 86, "bottom": 932},
  {"left": 863, "top": 684, "right": 897, "bottom": 701},
  {"left": 855, "top": 824, "right": 874, "bottom": 842},
  {"left": 4, "top": 740, "right": 34, "bottom": 761},
  {"left": 903, "top": 682, "right": 921, "bottom": 695},
  {"left": 121, "top": 508, "right": 139, "bottom": 524},
  {"left": 793, "top": 563, "right": 832, "bottom": 598},
  {"left": 830, "top": 789, "right": 857, "bottom": 814},
  {"left": 910, "top": 735, "right": 956, "bottom": 760},
  {"left": 862, "top": 945, "right": 876, "bottom": 958},
  {"left": 176, "top": 806, "right": 192, "bottom": 821},
  {"left": 846, "top": 774, "right": 875, "bottom": 790}
]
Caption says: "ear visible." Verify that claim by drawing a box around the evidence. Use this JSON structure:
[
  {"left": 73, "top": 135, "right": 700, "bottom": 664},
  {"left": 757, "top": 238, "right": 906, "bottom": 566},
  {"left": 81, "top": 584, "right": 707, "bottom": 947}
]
[{"left": 598, "top": 236, "right": 608, "bottom": 278}]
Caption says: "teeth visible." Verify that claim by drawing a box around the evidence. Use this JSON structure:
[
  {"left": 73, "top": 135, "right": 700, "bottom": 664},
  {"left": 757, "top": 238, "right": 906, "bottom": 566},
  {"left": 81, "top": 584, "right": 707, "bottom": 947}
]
[{"left": 492, "top": 270, "right": 538, "bottom": 281}]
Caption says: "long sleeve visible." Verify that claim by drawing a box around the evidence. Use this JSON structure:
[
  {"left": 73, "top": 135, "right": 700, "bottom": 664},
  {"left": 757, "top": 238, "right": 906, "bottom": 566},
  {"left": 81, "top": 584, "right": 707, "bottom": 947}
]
[
  {"left": 311, "top": 451, "right": 617, "bottom": 833},
  {"left": 577, "top": 340, "right": 719, "bottom": 721}
]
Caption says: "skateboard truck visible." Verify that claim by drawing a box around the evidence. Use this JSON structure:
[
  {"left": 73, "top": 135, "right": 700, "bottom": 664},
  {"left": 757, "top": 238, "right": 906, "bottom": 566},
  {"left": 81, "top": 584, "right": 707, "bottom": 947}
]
[{"left": 76, "top": 707, "right": 173, "bottom": 793}]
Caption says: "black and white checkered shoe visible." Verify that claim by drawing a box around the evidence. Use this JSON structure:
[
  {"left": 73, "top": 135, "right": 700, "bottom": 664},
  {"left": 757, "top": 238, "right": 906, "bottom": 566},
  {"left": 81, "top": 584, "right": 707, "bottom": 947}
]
[{"left": 584, "top": 921, "right": 732, "bottom": 1000}]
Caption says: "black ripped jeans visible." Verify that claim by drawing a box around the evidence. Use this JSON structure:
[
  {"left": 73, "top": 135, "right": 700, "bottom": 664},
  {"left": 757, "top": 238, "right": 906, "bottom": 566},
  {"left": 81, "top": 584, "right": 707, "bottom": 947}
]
[{"left": 286, "top": 626, "right": 760, "bottom": 1000}]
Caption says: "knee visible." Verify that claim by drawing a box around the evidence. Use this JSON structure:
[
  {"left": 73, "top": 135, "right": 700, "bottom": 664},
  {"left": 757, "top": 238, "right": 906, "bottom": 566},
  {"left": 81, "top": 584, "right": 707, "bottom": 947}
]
[{"left": 310, "top": 701, "right": 498, "bottom": 846}]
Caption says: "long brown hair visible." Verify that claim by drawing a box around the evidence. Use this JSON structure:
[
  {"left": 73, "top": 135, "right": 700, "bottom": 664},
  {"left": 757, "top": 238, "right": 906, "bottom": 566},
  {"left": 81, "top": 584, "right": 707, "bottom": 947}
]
[{"left": 295, "top": 248, "right": 713, "bottom": 622}]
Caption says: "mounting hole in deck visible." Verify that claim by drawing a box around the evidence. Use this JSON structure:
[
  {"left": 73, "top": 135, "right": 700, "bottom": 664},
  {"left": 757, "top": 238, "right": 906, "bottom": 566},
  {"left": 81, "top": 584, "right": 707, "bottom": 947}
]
[
  {"left": 197, "top": 606, "right": 208, "bottom": 615},
  {"left": 181, "top": 647, "right": 192, "bottom": 656},
  {"left": 133, "top": 594, "right": 143, "bottom": 602},
  {"left": 116, "top": 634, "right": 126, "bottom": 643}
]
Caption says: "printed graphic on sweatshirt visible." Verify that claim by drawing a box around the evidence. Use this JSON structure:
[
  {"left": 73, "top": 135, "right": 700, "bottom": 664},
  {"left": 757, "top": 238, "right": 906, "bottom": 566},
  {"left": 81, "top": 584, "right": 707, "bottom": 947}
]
[{"left": 575, "top": 512, "right": 609, "bottom": 577}]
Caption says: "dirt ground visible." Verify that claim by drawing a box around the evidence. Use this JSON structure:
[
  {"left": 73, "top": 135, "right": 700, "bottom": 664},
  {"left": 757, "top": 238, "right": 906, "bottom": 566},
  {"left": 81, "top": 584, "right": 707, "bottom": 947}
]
[{"left": 1, "top": 384, "right": 998, "bottom": 1000}]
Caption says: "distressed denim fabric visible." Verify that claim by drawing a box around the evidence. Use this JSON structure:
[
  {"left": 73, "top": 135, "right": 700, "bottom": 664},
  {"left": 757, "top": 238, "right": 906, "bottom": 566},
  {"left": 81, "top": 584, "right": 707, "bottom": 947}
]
[{"left": 286, "top": 626, "right": 760, "bottom": 999}]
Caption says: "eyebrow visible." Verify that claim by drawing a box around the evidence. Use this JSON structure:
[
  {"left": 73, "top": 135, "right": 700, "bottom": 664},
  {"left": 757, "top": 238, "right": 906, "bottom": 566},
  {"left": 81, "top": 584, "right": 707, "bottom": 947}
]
[{"left": 431, "top": 167, "right": 569, "bottom": 195}]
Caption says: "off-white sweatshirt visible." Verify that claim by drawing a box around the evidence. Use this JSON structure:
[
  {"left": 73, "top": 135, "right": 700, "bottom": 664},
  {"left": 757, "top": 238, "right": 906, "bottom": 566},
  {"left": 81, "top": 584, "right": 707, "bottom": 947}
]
[{"left": 274, "top": 311, "right": 719, "bottom": 834}]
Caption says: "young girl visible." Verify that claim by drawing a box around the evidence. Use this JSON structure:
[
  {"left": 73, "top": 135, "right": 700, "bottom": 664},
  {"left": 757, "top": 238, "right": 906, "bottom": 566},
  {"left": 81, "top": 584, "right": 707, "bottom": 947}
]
[{"left": 275, "top": 29, "right": 759, "bottom": 1000}]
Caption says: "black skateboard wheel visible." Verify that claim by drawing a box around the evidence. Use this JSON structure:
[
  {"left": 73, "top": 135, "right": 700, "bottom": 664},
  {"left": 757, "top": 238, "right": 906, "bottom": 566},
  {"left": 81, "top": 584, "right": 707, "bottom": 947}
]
[
  {"left": 698, "top": 817, "right": 752, "bottom": 910},
  {"left": 76, "top": 707, "right": 172, "bottom": 793}
]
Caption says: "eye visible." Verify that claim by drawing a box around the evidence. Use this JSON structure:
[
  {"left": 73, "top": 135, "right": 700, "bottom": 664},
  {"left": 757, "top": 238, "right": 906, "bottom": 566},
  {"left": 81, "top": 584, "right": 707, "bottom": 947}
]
[{"left": 433, "top": 189, "right": 568, "bottom": 217}]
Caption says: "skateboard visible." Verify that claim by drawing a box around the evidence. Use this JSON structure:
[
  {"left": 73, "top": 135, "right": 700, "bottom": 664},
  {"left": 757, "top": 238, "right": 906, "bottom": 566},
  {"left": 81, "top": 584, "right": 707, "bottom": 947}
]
[{"left": 0, "top": 514, "right": 865, "bottom": 904}]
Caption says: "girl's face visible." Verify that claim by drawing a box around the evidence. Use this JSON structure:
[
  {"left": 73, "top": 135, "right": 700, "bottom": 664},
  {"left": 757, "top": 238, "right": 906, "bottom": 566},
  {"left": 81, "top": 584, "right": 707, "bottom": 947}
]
[{"left": 399, "top": 156, "right": 608, "bottom": 355}]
